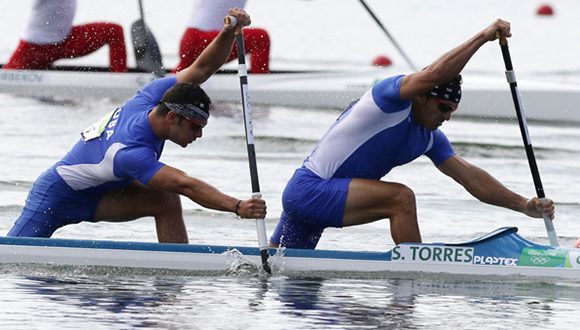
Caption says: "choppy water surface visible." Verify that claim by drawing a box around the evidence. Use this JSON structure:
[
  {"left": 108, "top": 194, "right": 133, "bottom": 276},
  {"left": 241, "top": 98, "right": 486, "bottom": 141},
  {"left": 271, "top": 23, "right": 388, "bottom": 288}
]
[{"left": 2, "top": 0, "right": 580, "bottom": 328}]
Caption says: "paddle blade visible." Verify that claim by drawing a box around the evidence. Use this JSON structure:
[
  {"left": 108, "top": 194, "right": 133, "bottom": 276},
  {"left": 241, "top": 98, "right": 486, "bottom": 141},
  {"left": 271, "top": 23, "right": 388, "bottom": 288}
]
[{"left": 131, "top": 19, "right": 164, "bottom": 77}]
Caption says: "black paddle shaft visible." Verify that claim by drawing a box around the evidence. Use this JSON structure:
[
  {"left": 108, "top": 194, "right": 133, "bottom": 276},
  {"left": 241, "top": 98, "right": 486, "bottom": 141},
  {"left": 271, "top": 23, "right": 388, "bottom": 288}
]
[
  {"left": 499, "top": 40, "right": 546, "bottom": 199},
  {"left": 137, "top": 0, "right": 145, "bottom": 23},
  {"left": 358, "top": 0, "right": 417, "bottom": 71},
  {"left": 234, "top": 31, "right": 271, "bottom": 274},
  {"left": 235, "top": 35, "right": 261, "bottom": 194}
]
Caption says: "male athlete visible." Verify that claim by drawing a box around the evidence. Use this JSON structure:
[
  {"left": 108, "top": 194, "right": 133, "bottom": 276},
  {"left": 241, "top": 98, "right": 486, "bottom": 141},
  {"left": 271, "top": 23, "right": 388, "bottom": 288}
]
[
  {"left": 8, "top": 8, "right": 267, "bottom": 243},
  {"left": 4, "top": 0, "right": 127, "bottom": 72},
  {"left": 270, "top": 19, "right": 555, "bottom": 249}
]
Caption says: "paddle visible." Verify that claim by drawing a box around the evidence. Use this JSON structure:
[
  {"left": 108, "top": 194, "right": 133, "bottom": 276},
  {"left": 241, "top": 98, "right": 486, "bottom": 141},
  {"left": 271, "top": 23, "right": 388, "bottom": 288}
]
[
  {"left": 497, "top": 33, "right": 559, "bottom": 247},
  {"left": 131, "top": 0, "right": 164, "bottom": 77},
  {"left": 358, "top": 0, "right": 417, "bottom": 71},
  {"left": 226, "top": 16, "right": 272, "bottom": 274}
]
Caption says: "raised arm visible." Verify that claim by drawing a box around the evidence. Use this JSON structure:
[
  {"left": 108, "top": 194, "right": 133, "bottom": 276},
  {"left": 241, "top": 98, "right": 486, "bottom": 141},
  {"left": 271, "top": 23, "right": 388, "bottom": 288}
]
[
  {"left": 175, "top": 7, "right": 251, "bottom": 85},
  {"left": 437, "top": 155, "right": 555, "bottom": 219},
  {"left": 148, "top": 165, "right": 267, "bottom": 219},
  {"left": 399, "top": 19, "right": 511, "bottom": 100}
]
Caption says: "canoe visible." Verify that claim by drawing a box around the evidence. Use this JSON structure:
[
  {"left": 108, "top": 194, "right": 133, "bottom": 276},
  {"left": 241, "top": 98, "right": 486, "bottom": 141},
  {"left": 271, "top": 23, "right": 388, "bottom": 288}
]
[
  {"left": 1, "top": 65, "right": 580, "bottom": 123},
  {"left": 1, "top": 227, "right": 578, "bottom": 279}
]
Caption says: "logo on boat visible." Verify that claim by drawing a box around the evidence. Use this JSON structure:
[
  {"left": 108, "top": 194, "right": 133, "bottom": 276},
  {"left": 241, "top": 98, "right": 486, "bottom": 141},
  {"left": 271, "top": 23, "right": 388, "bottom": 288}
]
[
  {"left": 518, "top": 248, "right": 567, "bottom": 268},
  {"left": 392, "top": 245, "right": 474, "bottom": 264},
  {"left": 472, "top": 255, "right": 518, "bottom": 266},
  {"left": 0, "top": 70, "right": 44, "bottom": 84}
]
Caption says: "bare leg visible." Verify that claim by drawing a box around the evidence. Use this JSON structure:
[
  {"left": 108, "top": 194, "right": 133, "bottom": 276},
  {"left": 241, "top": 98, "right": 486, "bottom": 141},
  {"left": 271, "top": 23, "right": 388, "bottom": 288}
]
[
  {"left": 343, "top": 178, "right": 421, "bottom": 244},
  {"left": 94, "top": 181, "right": 188, "bottom": 243}
]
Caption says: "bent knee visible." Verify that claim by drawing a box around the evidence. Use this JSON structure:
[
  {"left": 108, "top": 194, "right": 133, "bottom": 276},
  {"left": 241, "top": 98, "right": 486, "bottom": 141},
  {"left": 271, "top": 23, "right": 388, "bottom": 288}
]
[
  {"left": 103, "top": 23, "right": 125, "bottom": 39},
  {"left": 159, "top": 190, "right": 182, "bottom": 207},
  {"left": 248, "top": 28, "right": 271, "bottom": 46},
  {"left": 257, "top": 29, "right": 270, "bottom": 45},
  {"left": 393, "top": 184, "right": 416, "bottom": 211},
  {"left": 143, "top": 191, "right": 182, "bottom": 216}
]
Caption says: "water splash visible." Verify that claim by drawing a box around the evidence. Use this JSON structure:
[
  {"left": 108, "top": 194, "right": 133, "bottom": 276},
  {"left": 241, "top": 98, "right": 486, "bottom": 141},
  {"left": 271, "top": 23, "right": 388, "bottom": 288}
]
[{"left": 223, "top": 249, "right": 261, "bottom": 277}]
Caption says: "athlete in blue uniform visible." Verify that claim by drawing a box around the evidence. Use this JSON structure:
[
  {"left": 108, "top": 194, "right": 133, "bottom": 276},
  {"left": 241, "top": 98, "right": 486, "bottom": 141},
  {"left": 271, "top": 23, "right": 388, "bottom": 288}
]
[
  {"left": 270, "top": 19, "right": 555, "bottom": 249},
  {"left": 8, "top": 8, "right": 267, "bottom": 243}
]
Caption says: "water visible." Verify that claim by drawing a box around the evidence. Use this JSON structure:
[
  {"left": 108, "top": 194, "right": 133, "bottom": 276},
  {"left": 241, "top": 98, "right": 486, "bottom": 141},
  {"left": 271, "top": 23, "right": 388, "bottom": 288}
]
[
  {"left": 1, "top": 270, "right": 580, "bottom": 330},
  {"left": 2, "top": 0, "right": 580, "bottom": 329}
]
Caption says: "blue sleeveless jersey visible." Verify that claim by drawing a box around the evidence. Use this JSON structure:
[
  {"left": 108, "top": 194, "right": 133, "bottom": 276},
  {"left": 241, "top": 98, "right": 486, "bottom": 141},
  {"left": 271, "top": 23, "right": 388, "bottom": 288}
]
[
  {"left": 303, "top": 75, "right": 455, "bottom": 179},
  {"left": 53, "top": 76, "right": 177, "bottom": 197}
]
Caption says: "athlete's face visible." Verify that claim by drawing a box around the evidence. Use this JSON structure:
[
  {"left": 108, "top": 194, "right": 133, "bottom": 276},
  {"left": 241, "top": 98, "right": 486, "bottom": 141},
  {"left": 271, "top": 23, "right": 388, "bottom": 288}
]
[
  {"left": 415, "top": 97, "right": 458, "bottom": 130},
  {"left": 171, "top": 116, "right": 207, "bottom": 147}
]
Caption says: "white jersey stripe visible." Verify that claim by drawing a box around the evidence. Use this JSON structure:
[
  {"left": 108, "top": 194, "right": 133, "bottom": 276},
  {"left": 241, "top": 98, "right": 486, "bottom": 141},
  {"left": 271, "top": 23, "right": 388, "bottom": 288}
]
[
  {"left": 56, "top": 143, "right": 126, "bottom": 190},
  {"left": 304, "top": 90, "right": 410, "bottom": 179}
]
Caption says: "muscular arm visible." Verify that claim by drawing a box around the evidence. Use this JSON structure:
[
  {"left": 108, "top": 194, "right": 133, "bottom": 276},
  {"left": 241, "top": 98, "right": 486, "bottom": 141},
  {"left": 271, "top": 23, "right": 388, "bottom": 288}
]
[
  {"left": 438, "top": 156, "right": 527, "bottom": 211},
  {"left": 176, "top": 8, "right": 250, "bottom": 85},
  {"left": 437, "top": 155, "right": 554, "bottom": 219},
  {"left": 147, "top": 165, "right": 266, "bottom": 219},
  {"left": 399, "top": 19, "right": 511, "bottom": 99}
]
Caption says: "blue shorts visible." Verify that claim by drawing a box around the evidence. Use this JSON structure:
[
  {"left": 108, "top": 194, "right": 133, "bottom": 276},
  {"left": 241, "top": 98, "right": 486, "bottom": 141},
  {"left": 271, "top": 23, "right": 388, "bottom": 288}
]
[
  {"left": 7, "top": 169, "right": 100, "bottom": 237},
  {"left": 270, "top": 168, "right": 351, "bottom": 249}
]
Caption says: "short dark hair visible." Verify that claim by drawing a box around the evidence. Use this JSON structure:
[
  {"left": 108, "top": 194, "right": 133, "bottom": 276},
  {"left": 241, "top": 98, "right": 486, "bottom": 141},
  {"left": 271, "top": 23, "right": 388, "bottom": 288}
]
[{"left": 157, "top": 83, "right": 211, "bottom": 117}]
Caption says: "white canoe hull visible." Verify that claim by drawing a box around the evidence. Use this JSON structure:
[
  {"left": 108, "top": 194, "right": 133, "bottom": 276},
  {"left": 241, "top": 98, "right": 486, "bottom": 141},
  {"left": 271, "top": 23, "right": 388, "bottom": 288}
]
[
  {"left": 1, "top": 244, "right": 577, "bottom": 279},
  {"left": 2, "top": 67, "right": 580, "bottom": 123},
  {"left": 1, "top": 227, "right": 579, "bottom": 280}
]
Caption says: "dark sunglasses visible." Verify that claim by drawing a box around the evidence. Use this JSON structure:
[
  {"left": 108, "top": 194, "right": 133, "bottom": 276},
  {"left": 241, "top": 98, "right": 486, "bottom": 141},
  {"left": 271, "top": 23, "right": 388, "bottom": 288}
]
[
  {"left": 436, "top": 101, "right": 456, "bottom": 114},
  {"left": 188, "top": 119, "right": 207, "bottom": 128}
]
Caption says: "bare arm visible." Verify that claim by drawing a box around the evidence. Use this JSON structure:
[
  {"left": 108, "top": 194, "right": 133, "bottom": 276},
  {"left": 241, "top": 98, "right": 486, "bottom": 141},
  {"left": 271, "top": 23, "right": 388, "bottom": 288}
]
[
  {"left": 399, "top": 19, "right": 512, "bottom": 99},
  {"left": 148, "top": 165, "right": 267, "bottom": 219},
  {"left": 437, "top": 155, "right": 554, "bottom": 219},
  {"left": 175, "top": 7, "right": 251, "bottom": 85}
]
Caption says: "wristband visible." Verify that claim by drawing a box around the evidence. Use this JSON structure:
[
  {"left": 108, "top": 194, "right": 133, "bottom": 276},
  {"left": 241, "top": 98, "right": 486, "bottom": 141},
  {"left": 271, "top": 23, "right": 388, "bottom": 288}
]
[{"left": 234, "top": 200, "right": 242, "bottom": 216}]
